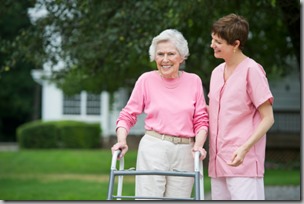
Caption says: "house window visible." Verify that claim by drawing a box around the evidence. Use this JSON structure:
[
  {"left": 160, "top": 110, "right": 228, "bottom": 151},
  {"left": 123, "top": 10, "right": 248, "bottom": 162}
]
[
  {"left": 86, "top": 93, "right": 101, "bottom": 115},
  {"left": 63, "top": 94, "right": 81, "bottom": 115},
  {"left": 63, "top": 92, "right": 101, "bottom": 116}
]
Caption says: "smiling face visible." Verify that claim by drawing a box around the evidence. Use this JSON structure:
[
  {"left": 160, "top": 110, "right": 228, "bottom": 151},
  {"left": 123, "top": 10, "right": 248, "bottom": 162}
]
[
  {"left": 155, "top": 41, "right": 184, "bottom": 78},
  {"left": 210, "top": 33, "right": 235, "bottom": 61}
]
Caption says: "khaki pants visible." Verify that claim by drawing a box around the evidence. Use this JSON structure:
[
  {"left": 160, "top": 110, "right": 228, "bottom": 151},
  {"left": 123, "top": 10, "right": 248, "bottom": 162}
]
[{"left": 135, "top": 133, "right": 194, "bottom": 199}]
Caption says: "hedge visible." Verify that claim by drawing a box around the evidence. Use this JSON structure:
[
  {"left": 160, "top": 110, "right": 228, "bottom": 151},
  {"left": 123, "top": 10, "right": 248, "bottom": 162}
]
[{"left": 17, "top": 120, "right": 101, "bottom": 149}]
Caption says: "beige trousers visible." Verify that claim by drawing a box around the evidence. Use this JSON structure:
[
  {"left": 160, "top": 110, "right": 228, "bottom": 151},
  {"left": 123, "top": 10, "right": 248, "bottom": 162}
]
[{"left": 135, "top": 134, "right": 194, "bottom": 199}]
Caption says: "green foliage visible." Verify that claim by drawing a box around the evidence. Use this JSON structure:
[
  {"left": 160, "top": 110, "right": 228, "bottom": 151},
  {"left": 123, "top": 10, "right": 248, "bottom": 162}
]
[
  {"left": 17, "top": 120, "right": 101, "bottom": 149},
  {"left": 59, "top": 122, "right": 101, "bottom": 148},
  {"left": 0, "top": 0, "right": 43, "bottom": 72},
  {"left": 0, "top": 0, "right": 41, "bottom": 142},
  {"left": 1, "top": 0, "right": 300, "bottom": 94},
  {"left": 17, "top": 120, "right": 58, "bottom": 149}
]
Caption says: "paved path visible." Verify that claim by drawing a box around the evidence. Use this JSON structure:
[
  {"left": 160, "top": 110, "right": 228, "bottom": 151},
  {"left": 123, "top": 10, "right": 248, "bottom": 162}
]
[{"left": 0, "top": 142, "right": 19, "bottom": 151}]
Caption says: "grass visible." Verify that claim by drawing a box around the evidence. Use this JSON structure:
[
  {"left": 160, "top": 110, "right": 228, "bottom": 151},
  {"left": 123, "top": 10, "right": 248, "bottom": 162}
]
[{"left": 0, "top": 149, "right": 300, "bottom": 200}]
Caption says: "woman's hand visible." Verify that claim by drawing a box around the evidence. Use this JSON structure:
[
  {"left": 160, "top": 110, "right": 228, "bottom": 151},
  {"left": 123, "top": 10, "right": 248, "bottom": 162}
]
[
  {"left": 227, "top": 146, "right": 248, "bottom": 167},
  {"left": 112, "top": 127, "right": 128, "bottom": 159},
  {"left": 192, "top": 146, "right": 207, "bottom": 160},
  {"left": 192, "top": 129, "right": 208, "bottom": 160},
  {"left": 111, "top": 142, "right": 128, "bottom": 160}
]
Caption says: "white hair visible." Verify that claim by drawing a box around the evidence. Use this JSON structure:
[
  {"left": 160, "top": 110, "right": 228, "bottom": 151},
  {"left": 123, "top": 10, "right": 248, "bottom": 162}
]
[{"left": 148, "top": 29, "right": 190, "bottom": 62}]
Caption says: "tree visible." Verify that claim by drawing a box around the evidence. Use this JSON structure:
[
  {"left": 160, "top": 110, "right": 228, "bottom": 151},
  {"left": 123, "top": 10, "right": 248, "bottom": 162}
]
[
  {"left": 0, "top": 0, "right": 40, "bottom": 141},
  {"left": 1, "top": 0, "right": 300, "bottom": 95},
  {"left": 277, "top": 0, "right": 300, "bottom": 67}
]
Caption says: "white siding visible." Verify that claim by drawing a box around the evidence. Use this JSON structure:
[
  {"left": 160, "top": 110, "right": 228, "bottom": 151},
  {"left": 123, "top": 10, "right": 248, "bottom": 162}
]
[{"left": 42, "top": 82, "right": 63, "bottom": 120}]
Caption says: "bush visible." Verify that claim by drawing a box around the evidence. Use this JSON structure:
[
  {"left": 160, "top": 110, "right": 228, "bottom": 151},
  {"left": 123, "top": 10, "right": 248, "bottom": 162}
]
[
  {"left": 17, "top": 120, "right": 101, "bottom": 149},
  {"left": 59, "top": 123, "right": 100, "bottom": 148},
  {"left": 17, "top": 120, "right": 58, "bottom": 149}
]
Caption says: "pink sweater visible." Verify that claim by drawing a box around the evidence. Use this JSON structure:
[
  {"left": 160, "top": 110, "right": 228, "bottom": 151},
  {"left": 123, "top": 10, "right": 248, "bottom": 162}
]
[{"left": 116, "top": 70, "right": 209, "bottom": 137}]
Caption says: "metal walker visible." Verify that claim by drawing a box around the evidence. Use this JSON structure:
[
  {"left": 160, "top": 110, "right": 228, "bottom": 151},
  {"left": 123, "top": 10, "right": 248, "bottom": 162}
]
[{"left": 107, "top": 150, "right": 204, "bottom": 200}]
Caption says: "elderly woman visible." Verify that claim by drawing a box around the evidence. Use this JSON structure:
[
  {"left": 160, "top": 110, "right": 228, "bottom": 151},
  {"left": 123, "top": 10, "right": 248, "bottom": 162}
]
[{"left": 111, "top": 29, "right": 209, "bottom": 199}]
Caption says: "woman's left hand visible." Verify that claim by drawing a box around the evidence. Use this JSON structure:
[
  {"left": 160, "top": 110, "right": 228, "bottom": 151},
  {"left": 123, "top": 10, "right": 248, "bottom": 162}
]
[
  {"left": 192, "top": 146, "right": 207, "bottom": 160},
  {"left": 227, "top": 146, "right": 248, "bottom": 167}
]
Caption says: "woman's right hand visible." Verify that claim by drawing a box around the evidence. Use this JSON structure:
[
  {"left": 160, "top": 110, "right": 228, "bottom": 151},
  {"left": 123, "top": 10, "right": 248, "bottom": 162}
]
[{"left": 111, "top": 142, "right": 128, "bottom": 160}]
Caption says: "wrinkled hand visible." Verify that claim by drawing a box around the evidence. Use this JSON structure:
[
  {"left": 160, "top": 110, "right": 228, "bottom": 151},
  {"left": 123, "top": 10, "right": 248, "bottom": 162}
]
[
  {"left": 227, "top": 146, "right": 248, "bottom": 167},
  {"left": 111, "top": 142, "right": 128, "bottom": 160},
  {"left": 192, "top": 146, "right": 207, "bottom": 160}
]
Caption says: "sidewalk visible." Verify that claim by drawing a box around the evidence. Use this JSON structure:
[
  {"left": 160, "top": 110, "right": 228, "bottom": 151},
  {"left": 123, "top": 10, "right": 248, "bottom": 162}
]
[{"left": 0, "top": 142, "right": 18, "bottom": 151}]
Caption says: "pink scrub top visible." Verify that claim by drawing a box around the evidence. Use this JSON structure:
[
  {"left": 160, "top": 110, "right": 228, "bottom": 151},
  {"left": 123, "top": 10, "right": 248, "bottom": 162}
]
[{"left": 208, "top": 57, "right": 274, "bottom": 178}]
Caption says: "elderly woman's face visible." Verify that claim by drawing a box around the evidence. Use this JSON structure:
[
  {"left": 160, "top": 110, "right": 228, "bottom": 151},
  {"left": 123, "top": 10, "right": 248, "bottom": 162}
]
[{"left": 155, "top": 41, "right": 183, "bottom": 78}]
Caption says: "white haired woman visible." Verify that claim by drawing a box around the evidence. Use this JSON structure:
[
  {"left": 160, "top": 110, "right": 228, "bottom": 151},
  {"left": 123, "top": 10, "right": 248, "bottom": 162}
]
[{"left": 111, "top": 29, "right": 209, "bottom": 199}]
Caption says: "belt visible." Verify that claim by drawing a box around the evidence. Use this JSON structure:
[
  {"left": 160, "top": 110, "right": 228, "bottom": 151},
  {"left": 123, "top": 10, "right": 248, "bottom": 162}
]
[{"left": 145, "top": 130, "right": 194, "bottom": 144}]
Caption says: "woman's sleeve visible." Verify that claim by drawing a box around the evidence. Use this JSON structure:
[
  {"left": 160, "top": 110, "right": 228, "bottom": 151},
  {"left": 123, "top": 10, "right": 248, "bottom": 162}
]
[
  {"left": 116, "top": 76, "right": 145, "bottom": 134},
  {"left": 247, "top": 64, "right": 274, "bottom": 108},
  {"left": 193, "top": 76, "right": 209, "bottom": 135}
]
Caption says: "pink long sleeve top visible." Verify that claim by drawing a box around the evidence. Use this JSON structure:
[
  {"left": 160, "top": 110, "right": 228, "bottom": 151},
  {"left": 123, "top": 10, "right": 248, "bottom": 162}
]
[
  {"left": 116, "top": 70, "right": 209, "bottom": 138},
  {"left": 208, "top": 57, "right": 274, "bottom": 178}
]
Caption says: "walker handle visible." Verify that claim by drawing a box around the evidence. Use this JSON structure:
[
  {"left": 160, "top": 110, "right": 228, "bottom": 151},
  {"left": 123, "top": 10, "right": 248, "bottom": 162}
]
[
  {"left": 194, "top": 151, "right": 204, "bottom": 200},
  {"left": 111, "top": 150, "right": 124, "bottom": 200}
]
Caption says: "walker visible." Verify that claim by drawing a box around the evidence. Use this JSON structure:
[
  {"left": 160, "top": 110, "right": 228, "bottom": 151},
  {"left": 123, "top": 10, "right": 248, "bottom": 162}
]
[{"left": 107, "top": 150, "right": 204, "bottom": 200}]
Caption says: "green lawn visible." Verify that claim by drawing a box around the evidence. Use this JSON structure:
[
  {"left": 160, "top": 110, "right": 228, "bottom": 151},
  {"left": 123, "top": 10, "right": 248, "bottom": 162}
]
[{"left": 0, "top": 149, "right": 300, "bottom": 200}]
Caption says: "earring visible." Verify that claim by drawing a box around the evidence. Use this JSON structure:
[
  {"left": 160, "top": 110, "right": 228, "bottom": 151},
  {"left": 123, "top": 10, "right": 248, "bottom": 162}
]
[{"left": 233, "top": 49, "right": 236, "bottom": 53}]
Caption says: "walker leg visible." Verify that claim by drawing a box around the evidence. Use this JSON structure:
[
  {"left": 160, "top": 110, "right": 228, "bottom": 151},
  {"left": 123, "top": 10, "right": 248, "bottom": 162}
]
[{"left": 107, "top": 170, "right": 115, "bottom": 200}]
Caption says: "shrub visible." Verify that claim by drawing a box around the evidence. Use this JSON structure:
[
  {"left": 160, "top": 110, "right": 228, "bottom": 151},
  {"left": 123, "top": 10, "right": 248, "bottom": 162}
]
[
  {"left": 17, "top": 120, "right": 101, "bottom": 149},
  {"left": 58, "top": 123, "right": 100, "bottom": 148},
  {"left": 17, "top": 120, "right": 58, "bottom": 149}
]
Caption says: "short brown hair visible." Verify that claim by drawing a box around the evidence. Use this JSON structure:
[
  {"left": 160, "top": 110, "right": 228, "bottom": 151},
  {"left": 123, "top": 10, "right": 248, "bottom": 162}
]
[{"left": 211, "top": 13, "right": 249, "bottom": 50}]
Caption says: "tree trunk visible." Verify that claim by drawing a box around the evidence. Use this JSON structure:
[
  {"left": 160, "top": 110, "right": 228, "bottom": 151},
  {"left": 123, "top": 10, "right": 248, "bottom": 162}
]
[{"left": 32, "top": 84, "right": 41, "bottom": 120}]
